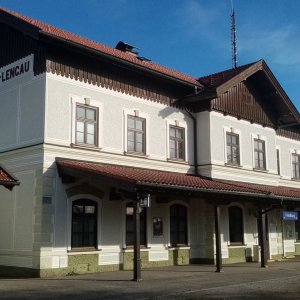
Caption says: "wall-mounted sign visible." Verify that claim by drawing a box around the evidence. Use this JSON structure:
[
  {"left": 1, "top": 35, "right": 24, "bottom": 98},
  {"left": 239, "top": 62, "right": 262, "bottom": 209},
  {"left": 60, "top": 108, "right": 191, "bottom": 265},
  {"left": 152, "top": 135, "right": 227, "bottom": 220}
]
[
  {"left": 137, "top": 193, "right": 151, "bottom": 208},
  {"left": 0, "top": 55, "right": 33, "bottom": 84},
  {"left": 282, "top": 211, "right": 298, "bottom": 221}
]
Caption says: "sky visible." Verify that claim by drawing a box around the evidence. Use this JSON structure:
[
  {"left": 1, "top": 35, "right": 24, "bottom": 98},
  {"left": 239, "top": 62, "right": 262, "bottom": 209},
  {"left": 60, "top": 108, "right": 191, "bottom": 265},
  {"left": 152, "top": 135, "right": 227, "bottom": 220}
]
[{"left": 1, "top": 0, "right": 300, "bottom": 109}]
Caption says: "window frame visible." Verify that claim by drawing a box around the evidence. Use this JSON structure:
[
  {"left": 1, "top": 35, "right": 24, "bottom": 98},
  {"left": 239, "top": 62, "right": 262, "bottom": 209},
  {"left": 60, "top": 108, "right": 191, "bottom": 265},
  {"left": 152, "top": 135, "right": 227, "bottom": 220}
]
[
  {"left": 228, "top": 206, "right": 244, "bottom": 245},
  {"left": 127, "top": 115, "right": 146, "bottom": 155},
  {"left": 71, "top": 95, "right": 103, "bottom": 149},
  {"left": 292, "top": 153, "right": 300, "bottom": 179},
  {"left": 226, "top": 132, "right": 240, "bottom": 165},
  {"left": 71, "top": 199, "right": 98, "bottom": 250},
  {"left": 75, "top": 104, "right": 98, "bottom": 147},
  {"left": 169, "top": 125, "right": 185, "bottom": 161},
  {"left": 254, "top": 138, "right": 266, "bottom": 170},
  {"left": 170, "top": 204, "right": 188, "bottom": 246}
]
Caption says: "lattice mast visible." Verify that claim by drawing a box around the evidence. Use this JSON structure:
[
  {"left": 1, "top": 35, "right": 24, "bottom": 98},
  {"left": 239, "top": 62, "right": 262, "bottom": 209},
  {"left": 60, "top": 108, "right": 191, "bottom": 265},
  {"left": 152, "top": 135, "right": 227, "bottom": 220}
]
[{"left": 231, "top": 2, "right": 237, "bottom": 68}]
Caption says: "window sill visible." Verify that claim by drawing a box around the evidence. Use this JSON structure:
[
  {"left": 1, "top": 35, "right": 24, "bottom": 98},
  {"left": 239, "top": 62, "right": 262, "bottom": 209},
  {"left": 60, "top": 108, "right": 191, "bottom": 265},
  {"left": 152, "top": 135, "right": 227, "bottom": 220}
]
[
  {"left": 167, "top": 158, "right": 188, "bottom": 164},
  {"left": 168, "top": 245, "right": 190, "bottom": 250},
  {"left": 71, "top": 143, "right": 101, "bottom": 151},
  {"left": 225, "top": 163, "right": 242, "bottom": 168},
  {"left": 124, "top": 151, "right": 149, "bottom": 158},
  {"left": 253, "top": 168, "right": 268, "bottom": 173},
  {"left": 68, "top": 247, "right": 101, "bottom": 254},
  {"left": 228, "top": 243, "right": 246, "bottom": 247},
  {"left": 123, "top": 246, "right": 150, "bottom": 252},
  {"left": 291, "top": 177, "right": 300, "bottom": 182}
]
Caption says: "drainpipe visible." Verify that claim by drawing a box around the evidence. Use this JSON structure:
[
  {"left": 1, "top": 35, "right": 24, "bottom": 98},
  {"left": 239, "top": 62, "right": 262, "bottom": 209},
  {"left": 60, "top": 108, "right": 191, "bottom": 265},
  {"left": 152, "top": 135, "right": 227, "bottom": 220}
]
[{"left": 186, "top": 109, "right": 198, "bottom": 176}]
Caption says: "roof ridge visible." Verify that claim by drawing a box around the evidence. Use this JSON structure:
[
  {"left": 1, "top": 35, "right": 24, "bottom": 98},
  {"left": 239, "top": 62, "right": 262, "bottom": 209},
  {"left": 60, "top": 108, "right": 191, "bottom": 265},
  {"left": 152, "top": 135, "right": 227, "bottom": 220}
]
[{"left": 0, "top": 7, "right": 201, "bottom": 86}]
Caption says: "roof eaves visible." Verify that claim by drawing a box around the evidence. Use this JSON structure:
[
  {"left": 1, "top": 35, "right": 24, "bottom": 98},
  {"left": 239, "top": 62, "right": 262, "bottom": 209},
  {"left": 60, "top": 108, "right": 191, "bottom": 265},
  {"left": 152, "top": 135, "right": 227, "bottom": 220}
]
[{"left": 40, "top": 31, "right": 201, "bottom": 88}]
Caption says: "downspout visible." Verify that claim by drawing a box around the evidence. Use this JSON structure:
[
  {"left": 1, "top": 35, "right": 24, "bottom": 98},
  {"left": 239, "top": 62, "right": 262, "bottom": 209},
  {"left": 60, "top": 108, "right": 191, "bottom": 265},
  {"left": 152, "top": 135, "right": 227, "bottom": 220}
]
[{"left": 186, "top": 109, "right": 198, "bottom": 176}]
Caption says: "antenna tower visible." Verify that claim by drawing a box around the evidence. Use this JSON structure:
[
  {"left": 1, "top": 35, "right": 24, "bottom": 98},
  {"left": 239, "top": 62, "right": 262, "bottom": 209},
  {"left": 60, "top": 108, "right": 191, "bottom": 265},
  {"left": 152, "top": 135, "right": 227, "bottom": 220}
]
[{"left": 231, "top": 2, "right": 237, "bottom": 68}]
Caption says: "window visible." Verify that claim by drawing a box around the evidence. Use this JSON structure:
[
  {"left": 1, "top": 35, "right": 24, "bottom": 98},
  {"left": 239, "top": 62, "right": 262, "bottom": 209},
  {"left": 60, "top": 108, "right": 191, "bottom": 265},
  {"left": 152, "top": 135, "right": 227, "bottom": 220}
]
[
  {"left": 277, "top": 149, "right": 281, "bottom": 175},
  {"left": 254, "top": 139, "right": 266, "bottom": 170},
  {"left": 76, "top": 104, "right": 98, "bottom": 146},
  {"left": 126, "top": 202, "right": 147, "bottom": 246},
  {"left": 226, "top": 132, "right": 240, "bottom": 165},
  {"left": 127, "top": 115, "right": 146, "bottom": 154},
  {"left": 228, "top": 206, "right": 244, "bottom": 244},
  {"left": 170, "top": 204, "right": 187, "bottom": 246},
  {"left": 71, "top": 199, "right": 97, "bottom": 249},
  {"left": 169, "top": 126, "right": 185, "bottom": 160},
  {"left": 295, "top": 217, "right": 300, "bottom": 241},
  {"left": 292, "top": 153, "right": 300, "bottom": 179}
]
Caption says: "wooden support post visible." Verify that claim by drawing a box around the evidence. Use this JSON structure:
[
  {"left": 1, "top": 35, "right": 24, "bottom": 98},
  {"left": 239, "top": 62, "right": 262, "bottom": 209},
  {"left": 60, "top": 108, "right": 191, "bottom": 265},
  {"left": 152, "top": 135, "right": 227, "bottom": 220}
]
[
  {"left": 214, "top": 204, "right": 223, "bottom": 272},
  {"left": 257, "top": 207, "right": 268, "bottom": 268},
  {"left": 133, "top": 199, "right": 141, "bottom": 281}
]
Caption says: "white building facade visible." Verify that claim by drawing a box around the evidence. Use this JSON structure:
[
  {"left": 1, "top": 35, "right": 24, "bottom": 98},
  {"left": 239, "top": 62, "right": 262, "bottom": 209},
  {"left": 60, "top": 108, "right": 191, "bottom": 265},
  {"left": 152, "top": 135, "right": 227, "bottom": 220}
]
[{"left": 0, "top": 7, "right": 299, "bottom": 277}]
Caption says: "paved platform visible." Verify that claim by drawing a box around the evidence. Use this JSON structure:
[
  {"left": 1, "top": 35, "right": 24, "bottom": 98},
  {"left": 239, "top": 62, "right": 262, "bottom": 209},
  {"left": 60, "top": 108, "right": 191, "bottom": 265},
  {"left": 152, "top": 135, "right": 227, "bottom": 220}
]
[{"left": 0, "top": 259, "right": 300, "bottom": 299}]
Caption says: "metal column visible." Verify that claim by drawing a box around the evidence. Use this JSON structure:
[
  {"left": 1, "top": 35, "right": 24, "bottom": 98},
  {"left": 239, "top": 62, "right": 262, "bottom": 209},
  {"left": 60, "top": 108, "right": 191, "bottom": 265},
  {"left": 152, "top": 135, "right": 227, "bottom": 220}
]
[
  {"left": 133, "top": 199, "right": 141, "bottom": 281},
  {"left": 257, "top": 207, "right": 268, "bottom": 268},
  {"left": 214, "top": 204, "right": 223, "bottom": 272}
]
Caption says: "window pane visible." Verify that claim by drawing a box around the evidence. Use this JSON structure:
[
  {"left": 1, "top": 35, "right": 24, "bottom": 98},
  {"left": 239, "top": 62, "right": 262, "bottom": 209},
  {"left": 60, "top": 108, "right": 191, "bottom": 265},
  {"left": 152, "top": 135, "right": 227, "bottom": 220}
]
[
  {"left": 176, "top": 129, "right": 183, "bottom": 139},
  {"left": 73, "top": 205, "right": 83, "bottom": 214},
  {"left": 136, "top": 142, "right": 143, "bottom": 153},
  {"left": 136, "top": 132, "right": 143, "bottom": 143},
  {"left": 76, "top": 132, "right": 84, "bottom": 143},
  {"left": 135, "top": 119, "right": 143, "bottom": 130},
  {"left": 85, "top": 206, "right": 95, "bottom": 214},
  {"left": 76, "top": 106, "right": 85, "bottom": 119},
  {"left": 86, "top": 108, "right": 96, "bottom": 120},
  {"left": 170, "top": 127, "right": 175, "bottom": 137},
  {"left": 76, "top": 121, "right": 84, "bottom": 133},
  {"left": 128, "top": 117, "right": 135, "bottom": 129},
  {"left": 128, "top": 141, "right": 135, "bottom": 152},
  {"left": 87, "top": 123, "right": 95, "bottom": 134}
]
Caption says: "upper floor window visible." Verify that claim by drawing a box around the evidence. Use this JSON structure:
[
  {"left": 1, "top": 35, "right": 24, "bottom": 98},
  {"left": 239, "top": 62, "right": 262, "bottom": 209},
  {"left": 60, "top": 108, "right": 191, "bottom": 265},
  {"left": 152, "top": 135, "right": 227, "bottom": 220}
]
[
  {"left": 254, "top": 139, "right": 266, "bottom": 170},
  {"left": 226, "top": 132, "right": 240, "bottom": 165},
  {"left": 292, "top": 153, "right": 300, "bottom": 179},
  {"left": 276, "top": 149, "right": 281, "bottom": 175},
  {"left": 127, "top": 115, "right": 146, "bottom": 154},
  {"left": 72, "top": 199, "right": 97, "bottom": 249},
  {"left": 76, "top": 104, "right": 98, "bottom": 146},
  {"left": 228, "top": 206, "right": 244, "bottom": 244},
  {"left": 169, "top": 126, "right": 185, "bottom": 160}
]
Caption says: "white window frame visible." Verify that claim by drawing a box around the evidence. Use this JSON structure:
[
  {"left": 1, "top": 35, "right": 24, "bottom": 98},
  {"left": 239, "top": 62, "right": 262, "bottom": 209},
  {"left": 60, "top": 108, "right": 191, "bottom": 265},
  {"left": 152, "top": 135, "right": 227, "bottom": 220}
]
[
  {"left": 251, "top": 133, "right": 268, "bottom": 171},
  {"left": 166, "top": 119, "right": 188, "bottom": 162},
  {"left": 123, "top": 108, "right": 149, "bottom": 156},
  {"left": 70, "top": 95, "right": 103, "bottom": 148},
  {"left": 223, "top": 126, "right": 242, "bottom": 166}
]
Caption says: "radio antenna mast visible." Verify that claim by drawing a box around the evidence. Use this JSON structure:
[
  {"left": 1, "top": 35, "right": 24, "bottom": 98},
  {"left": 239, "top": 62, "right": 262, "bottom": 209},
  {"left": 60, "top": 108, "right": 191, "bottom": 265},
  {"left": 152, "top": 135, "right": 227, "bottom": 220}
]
[{"left": 231, "top": 0, "right": 237, "bottom": 68}]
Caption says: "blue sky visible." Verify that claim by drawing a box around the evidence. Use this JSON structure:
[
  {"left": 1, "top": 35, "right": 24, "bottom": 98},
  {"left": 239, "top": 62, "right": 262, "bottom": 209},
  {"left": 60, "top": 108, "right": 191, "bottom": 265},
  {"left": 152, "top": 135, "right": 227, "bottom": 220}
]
[{"left": 1, "top": 0, "right": 300, "bottom": 109}]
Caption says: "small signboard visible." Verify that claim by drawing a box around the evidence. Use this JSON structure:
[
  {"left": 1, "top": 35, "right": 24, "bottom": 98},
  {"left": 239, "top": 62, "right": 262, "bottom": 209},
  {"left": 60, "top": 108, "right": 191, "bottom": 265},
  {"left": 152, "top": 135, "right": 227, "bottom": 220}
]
[
  {"left": 137, "top": 193, "right": 151, "bottom": 208},
  {"left": 282, "top": 211, "right": 298, "bottom": 221}
]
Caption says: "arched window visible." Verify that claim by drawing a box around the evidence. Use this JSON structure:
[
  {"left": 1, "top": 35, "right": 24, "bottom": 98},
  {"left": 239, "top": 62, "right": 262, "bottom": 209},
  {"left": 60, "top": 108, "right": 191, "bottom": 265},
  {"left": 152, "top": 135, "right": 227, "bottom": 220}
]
[
  {"left": 170, "top": 204, "right": 187, "bottom": 246},
  {"left": 229, "top": 206, "right": 244, "bottom": 244},
  {"left": 72, "top": 199, "right": 97, "bottom": 249},
  {"left": 126, "top": 202, "right": 147, "bottom": 246}
]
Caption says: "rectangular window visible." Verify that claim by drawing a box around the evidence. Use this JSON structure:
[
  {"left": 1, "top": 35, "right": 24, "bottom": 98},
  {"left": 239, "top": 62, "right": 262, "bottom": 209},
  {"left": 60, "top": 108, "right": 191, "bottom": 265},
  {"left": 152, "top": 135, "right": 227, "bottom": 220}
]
[
  {"left": 169, "top": 126, "right": 185, "bottom": 160},
  {"left": 295, "top": 218, "right": 300, "bottom": 241},
  {"left": 276, "top": 149, "right": 280, "bottom": 175},
  {"left": 226, "top": 132, "right": 240, "bottom": 165},
  {"left": 254, "top": 139, "right": 266, "bottom": 170},
  {"left": 127, "top": 115, "right": 146, "bottom": 154},
  {"left": 76, "top": 104, "right": 98, "bottom": 146},
  {"left": 292, "top": 153, "right": 300, "bottom": 179}
]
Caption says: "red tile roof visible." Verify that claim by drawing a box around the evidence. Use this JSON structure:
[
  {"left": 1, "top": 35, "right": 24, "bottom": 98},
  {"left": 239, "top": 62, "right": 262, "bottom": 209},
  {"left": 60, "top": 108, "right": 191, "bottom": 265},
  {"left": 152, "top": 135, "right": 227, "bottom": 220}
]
[
  {"left": 198, "top": 62, "right": 257, "bottom": 88},
  {"left": 0, "top": 7, "right": 201, "bottom": 87},
  {"left": 56, "top": 158, "right": 300, "bottom": 200},
  {"left": 0, "top": 166, "right": 19, "bottom": 187}
]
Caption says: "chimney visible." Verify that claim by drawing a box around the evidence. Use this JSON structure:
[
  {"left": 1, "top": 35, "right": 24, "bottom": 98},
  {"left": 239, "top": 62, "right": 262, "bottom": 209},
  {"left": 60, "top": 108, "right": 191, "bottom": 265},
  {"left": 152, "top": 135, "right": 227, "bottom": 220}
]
[{"left": 115, "top": 41, "right": 139, "bottom": 56}]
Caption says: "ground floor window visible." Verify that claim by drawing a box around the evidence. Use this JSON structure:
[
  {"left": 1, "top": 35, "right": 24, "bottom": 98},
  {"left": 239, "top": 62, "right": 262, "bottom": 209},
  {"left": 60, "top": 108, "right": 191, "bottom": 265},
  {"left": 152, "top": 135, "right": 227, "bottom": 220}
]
[
  {"left": 170, "top": 204, "right": 187, "bottom": 246},
  {"left": 229, "top": 206, "right": 244, "bottom": 244},
  {"left": 126, "top": 202, "right": 147, "bottom": 246},
  {"left": 296, "top": 218, "right": 300, "bottom": 241},
  {"left": 71, "top": 199, "right": 97, "bottom": 249}
]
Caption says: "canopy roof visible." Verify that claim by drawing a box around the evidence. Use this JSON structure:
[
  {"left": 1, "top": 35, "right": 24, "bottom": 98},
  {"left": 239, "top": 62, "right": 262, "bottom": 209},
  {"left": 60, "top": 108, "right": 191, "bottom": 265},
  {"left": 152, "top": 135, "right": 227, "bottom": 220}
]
[
  {"left": 0, "top": 165, "right": 19, "bottom": 190},
  {"left": 56, "top": 158, "right": 300, "bottom": 204}
]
